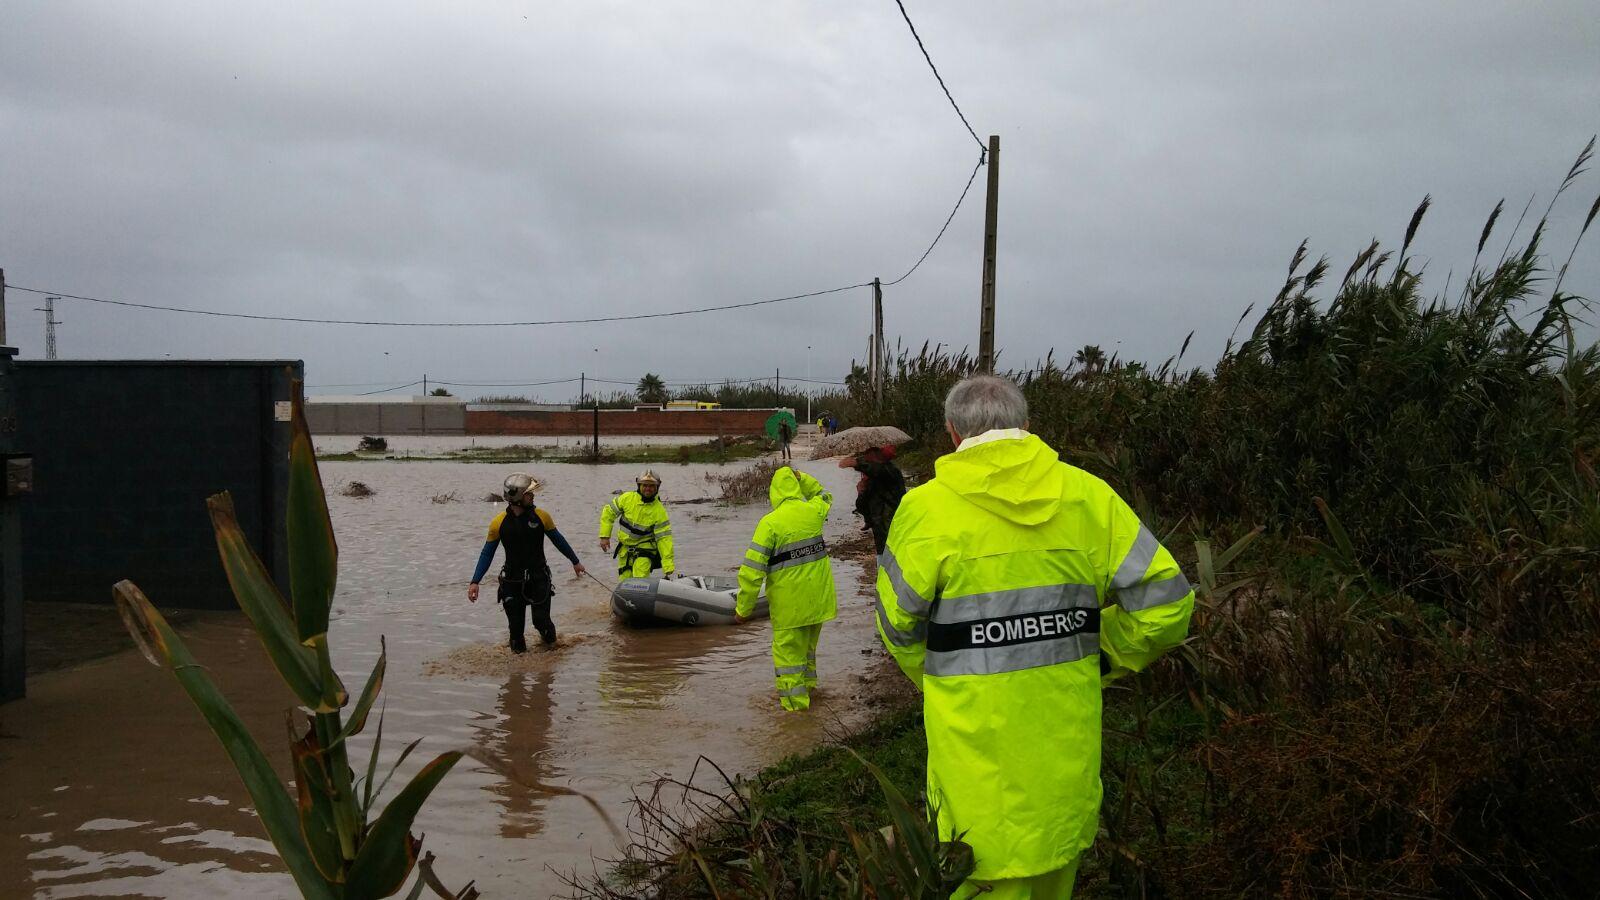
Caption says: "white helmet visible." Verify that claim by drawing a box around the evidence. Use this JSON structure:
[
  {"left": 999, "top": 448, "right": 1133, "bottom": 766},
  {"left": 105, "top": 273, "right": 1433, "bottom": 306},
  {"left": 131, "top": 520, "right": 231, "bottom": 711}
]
[
  {"left": 502, "top": 472, "right": 542, "bottom": 503},
  {"left": 635, "top": 469, "right": 662, "bottom": 487}
]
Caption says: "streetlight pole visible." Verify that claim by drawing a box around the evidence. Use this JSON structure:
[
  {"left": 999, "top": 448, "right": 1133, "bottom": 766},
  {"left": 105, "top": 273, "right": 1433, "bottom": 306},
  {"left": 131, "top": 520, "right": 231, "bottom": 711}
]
[{"left": 805, "top": 345, "right": 813, "bottom": 425}]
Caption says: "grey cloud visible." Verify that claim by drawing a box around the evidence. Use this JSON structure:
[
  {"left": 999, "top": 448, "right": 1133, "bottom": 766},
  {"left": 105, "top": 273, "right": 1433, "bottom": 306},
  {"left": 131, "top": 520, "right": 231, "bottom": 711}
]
[{"left": 1, "top": 1, "right": 1595, "bottom": 392}]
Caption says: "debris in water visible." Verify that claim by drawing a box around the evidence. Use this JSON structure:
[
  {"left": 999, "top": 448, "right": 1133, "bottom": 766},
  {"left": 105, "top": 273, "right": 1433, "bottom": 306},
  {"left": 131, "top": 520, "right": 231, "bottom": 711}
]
[
  {"left": 430, "top": 491, "right": 460, "bottom": 504},
  {"left": 341, "top": 481, "right": 375, "bottom": 498},
  {"left": 357, "top": 435, "right": 388, "bottom": 452},
  {"left": 481, "top": 492, "right": 503, "bottom": 503}
]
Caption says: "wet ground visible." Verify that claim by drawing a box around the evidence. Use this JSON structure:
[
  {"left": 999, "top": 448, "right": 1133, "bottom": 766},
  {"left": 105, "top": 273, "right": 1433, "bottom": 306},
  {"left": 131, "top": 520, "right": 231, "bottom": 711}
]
[{"left": 0, "top": 454, "right": 898, "bottom": 898}]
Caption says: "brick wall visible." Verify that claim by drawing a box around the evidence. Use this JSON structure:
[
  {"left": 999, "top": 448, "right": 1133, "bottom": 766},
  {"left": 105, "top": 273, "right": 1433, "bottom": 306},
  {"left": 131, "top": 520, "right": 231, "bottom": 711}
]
[{"left": 465, "top": 408, "right": 779, "bottom": 436}]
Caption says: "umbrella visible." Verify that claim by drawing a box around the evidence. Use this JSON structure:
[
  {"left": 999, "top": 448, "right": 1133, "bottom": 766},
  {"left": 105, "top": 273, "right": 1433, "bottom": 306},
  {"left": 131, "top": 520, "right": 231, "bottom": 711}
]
[
  {"left": 810, "top": 425, "right": 912, "bottom": 460},
  {"left": 764, "top": 410, "right": 799, "bottom": 441}
]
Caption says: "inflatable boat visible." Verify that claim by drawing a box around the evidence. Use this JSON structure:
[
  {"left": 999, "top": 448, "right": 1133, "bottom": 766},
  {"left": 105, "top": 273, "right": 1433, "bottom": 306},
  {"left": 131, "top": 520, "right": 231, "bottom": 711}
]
[{"left": 610, "top": 574, "right": 768, "bottom": 627}]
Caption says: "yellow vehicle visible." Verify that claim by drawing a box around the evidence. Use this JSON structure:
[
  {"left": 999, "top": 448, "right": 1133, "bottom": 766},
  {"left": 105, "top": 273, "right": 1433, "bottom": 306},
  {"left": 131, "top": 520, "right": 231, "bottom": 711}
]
[{"left": 665, "top": 400, "right": 721, "bottom": 410}]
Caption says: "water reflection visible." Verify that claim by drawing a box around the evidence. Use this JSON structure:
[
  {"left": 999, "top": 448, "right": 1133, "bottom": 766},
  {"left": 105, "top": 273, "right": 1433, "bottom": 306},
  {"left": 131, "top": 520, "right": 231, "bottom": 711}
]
[{"left": 483, "top": 671, "right": 558, "bottom": 840}]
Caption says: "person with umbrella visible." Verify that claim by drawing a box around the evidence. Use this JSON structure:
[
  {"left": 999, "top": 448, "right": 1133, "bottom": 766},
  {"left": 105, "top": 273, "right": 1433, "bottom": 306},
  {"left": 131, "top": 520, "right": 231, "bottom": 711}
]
[
  {"left": 778, "top": 418, "right": 794, "bottom": 461},
  {"left": 765, "top": 410, "right": 799, "bottom": 462},
  {"left": 838, "top": 444, "right": 906, "bottom": 554}
]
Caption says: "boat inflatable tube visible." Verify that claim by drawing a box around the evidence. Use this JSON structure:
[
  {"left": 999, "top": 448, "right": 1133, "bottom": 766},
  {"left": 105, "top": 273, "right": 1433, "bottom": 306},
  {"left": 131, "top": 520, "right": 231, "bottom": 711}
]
[{"left": 611, "top": 574, "right": 768, "bottom": 627}]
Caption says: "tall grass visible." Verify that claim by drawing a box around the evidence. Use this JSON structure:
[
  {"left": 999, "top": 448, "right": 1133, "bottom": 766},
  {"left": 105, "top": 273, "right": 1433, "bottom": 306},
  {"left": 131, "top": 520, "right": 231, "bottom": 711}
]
[{"left": 836, "top": 141, "right": 1600, "bottom": 897}]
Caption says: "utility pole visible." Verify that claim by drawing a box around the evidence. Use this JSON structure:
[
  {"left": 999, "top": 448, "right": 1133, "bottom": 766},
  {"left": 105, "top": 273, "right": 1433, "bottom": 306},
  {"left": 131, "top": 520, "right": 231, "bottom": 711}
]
[
  {"left": 422, "top": 374, "right": 428, "bottom": 396},
  {"left": 978, "top": 134, "right": 1000, "bottom": 373},
  {"left": 579, "top": 372, "right": 585, "bottom": 406},
  {"left": 0, "top": 267, "right": 8, "bottom": 346},
  {"left": 872, "top": 277, "right": 884, "bottom": 411},
  {"left": 774, "top": 368, "right": 780, "bottom": 409},
  {"left": 37, "top": 296, "right": 60, "bottom": 360}
]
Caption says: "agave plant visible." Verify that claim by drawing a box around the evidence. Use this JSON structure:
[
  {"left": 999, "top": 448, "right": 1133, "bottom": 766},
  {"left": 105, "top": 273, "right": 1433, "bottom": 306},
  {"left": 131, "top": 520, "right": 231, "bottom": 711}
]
[{"left": 114, "top": 384, "right": 471, "bottom": 900}]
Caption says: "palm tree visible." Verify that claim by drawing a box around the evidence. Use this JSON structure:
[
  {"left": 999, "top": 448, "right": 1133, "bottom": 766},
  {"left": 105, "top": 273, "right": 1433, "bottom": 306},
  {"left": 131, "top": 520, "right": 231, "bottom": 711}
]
[
  {"left": 637, "top": 373, "right": 668, "bottom": 404},
  {"left": 1073, "top": 344, "right": 1107, "bottom": 375}
]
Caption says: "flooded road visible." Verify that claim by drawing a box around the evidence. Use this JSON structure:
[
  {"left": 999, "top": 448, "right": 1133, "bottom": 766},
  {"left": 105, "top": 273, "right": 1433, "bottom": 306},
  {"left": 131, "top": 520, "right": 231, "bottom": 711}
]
[{"left": 0, "top": 456, "right": 892, "bottom": 898}]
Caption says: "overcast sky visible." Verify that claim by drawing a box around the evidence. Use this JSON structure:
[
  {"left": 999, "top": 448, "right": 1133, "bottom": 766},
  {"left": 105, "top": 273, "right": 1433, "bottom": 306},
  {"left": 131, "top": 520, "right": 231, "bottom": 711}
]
[{"left": 3, "top": 1, "right": 1597, "bottom": 400}]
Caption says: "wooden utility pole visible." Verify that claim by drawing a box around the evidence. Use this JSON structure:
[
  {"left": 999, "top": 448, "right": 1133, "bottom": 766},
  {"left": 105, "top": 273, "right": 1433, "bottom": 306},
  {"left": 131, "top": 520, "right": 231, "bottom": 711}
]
[
  {"left": 0, "top": 268, "right": 7, "bottom": 346},
  {"left": 774, "top": 369, "right": 781, "bottom": 408},
  {"left": 978, "top": 134, "right": 1000, "bottom": 373},
  {"left": 579, "top": 372, "right": 585, "bottom": 405},
  {"left": 422, "top": 374, "right": 428, "bottom": 396},
  {"left": 872, "top": 277, "right": 884, "bottom": 410}
]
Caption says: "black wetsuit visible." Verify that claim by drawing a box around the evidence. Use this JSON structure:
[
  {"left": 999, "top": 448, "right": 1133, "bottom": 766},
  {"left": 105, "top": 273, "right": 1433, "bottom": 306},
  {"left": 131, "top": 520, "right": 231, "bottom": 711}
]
[{"left": 474, "top": 506, "right": 579, "bottom": 652}]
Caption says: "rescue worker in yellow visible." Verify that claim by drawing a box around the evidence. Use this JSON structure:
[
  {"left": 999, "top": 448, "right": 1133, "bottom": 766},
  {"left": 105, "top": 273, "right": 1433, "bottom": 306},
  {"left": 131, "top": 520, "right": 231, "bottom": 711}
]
[
  {"left": 733, "top": 466, "right": 838, "bottom": 711},
  {"left": 598, "top": 469, "right": 675, "bottom": 578},
  {"left": 875, "top": 376, "right": 1194, "bottom": 899}
]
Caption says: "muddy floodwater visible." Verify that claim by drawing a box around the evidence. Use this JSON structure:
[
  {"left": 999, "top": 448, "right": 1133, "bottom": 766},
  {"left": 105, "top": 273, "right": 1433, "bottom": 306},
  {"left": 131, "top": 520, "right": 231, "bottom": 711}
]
[
  {"left": 315, "top": 433, "right": 720, "bottom": 456},
  {"left": 0, "top": 457, "right": 894, "bottom": 898}
]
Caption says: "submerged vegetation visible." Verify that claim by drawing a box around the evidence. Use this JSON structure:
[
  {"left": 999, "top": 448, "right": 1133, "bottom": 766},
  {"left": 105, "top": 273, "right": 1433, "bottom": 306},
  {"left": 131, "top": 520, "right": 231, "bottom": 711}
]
[
  {"left": 583, "top": 145, "right": 1600, "bottom": 897},
  {"left": 705, "top": 458, "right": 784, "bottom": 504}
]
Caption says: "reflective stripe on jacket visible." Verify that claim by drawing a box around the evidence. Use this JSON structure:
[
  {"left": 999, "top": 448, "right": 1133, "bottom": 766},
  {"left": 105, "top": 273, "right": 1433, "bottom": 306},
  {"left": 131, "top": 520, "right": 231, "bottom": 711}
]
[
  {"left": 737, "top": 467, "right": 838, "bottom": 628},
  {"left": 875, "top": 431, "right": 1193, "bottom": 881},
  {"left": 598, "top": 491, "right": 674, "bottom": 573}
]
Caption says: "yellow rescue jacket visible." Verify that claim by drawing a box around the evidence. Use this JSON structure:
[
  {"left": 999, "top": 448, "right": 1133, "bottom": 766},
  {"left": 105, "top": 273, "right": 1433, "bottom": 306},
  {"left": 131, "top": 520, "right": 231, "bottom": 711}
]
[
  {"left": 736, "top": 467, "right": 838, "bottom": 628},
  {"left": 598, "top": 490, "right": 674, "bottom": 574},
  {"left": 875, "top": 430, "right": 1193, "bottom": 880}
]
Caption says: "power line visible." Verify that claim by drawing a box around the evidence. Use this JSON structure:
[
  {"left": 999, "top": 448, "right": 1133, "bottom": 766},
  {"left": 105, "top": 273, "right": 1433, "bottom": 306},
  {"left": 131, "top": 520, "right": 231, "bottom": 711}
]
[
  {"left": 433, "top": 377, "right": 580, "bottom": 388},
  {"left": 354, "top": 381, "right": 422, "bottom": 395},
  {"left": 891, "top": 0, "right": 986, "bottom": 153},
  {"left": 4, "top": 282, "right": 873, "bottom": 328},
  {"left": 10, "top": 7, "right": 988, "bottom": 330},
  {"left": 309, "top": 379, "right": 428, "bottom": 388},
  {"left": 885, "top": 152, "right": 985, "bottom": 285},
  {"left": 572, "top": 375, "right": 848, "bottom": 387}
]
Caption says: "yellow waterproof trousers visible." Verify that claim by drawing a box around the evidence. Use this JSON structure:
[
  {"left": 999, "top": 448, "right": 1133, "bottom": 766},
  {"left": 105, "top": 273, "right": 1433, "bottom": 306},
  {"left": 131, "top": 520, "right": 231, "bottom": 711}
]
[
  {"left": 954, "top": 858, "right": 1078, "bottom": 899},
  {"left": 771, "top": 623, "right": 822, "bottom": 711},
  {"left": 616, "top": 550, "right": 659, "bottom": 578}
]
